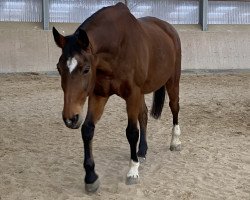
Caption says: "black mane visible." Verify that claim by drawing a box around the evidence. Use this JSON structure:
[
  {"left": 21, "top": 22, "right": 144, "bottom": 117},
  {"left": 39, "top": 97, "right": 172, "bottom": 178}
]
[
  {"left": 64, "top": 3, "right": 125, "bottom": 58},
  {"left": 76, "top": 2, "right": 126, "bottom": 32}
]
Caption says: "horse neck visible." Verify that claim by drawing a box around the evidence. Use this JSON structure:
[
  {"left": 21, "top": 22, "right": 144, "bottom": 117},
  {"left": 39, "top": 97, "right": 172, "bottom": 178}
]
[{"left": 85, "top": 27, "right": 119, "bottom": 56}]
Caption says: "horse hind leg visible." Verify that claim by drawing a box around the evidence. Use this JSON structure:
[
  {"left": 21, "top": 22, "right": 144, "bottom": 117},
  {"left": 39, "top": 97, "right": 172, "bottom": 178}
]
[
  {"left": 137, "top": 96, "right": 148, "bottom": 162},
  {"left": 166, "top": 78, "right": 182, "bottom": 151}
]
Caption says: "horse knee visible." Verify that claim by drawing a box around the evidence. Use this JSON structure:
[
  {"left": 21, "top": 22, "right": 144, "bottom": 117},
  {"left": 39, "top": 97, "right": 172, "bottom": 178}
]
[{"left": 81, "top": 122, "right": 95, "bottom": 141}]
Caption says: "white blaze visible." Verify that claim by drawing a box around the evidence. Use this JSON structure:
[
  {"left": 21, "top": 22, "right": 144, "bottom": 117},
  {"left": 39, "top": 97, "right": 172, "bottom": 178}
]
[{"left": 67, "top": 57, "right": 78, "bottom": 73}]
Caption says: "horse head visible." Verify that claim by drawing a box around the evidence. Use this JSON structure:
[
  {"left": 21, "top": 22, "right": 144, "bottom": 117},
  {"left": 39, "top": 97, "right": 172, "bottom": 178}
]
[{"left": 53, "top": 27, "right": 94, "bottom": 129}]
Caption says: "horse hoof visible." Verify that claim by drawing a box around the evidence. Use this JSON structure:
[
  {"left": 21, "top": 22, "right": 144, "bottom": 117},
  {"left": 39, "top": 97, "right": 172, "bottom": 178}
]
[
  {"left": 138, "top": 156, "right": 146, "bottom": 163},
  {"left": 170, "top": 144, "right": 182, "bottom": 151},
  {"left": 126, "top": 176, "right": 139, "bottom": 185},
  {"left": 85, "top": 178, "right": 100, "bottom": 193}
]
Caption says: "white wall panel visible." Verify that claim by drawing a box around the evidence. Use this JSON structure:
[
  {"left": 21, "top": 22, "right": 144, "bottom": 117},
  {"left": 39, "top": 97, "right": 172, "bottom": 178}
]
[
  {"left": 0, "top": 0, "right": 42, "bottom": 22},
  {"left": 49, "top": 0, "right": 121, "bottom": 23},
  {"left": 0, "top": 1, "right": 249, "bottom": 24},
  {"left": 49, "top": 0, "right": 199, "bottom": 24},
  {"left": 129, "top": 0, "right": 199, "bottom": 24},
  {"left": 208, "top": 1, "right": 250, "bottom": 24}
]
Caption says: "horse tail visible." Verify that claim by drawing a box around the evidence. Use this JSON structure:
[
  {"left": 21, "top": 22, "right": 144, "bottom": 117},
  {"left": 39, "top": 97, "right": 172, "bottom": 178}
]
[{"left": 150, "top": 86, "right": 165, "bottom": 119}]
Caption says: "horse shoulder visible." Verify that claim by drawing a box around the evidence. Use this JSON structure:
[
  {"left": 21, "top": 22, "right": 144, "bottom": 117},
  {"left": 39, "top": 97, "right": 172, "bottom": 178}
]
[{"left": 93, "top": 55, "right": 113, "bottom": 97}]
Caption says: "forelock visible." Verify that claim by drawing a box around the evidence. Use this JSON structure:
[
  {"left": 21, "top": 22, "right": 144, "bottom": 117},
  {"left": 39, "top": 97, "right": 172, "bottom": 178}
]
[{"left": 63, "top": 35, "right": 81, "bottom": 58}]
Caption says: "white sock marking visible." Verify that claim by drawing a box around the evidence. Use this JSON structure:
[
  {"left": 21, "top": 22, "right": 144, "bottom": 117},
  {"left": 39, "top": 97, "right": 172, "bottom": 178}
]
[
  {"left": 171, "top": 125, "right": 181, "bottom": 147},
  {"left": 127, "top": 160, "right": 140, "bottom": 178},
  {"left": 67, "top": 57, "right": 78, "bottom": 73}
]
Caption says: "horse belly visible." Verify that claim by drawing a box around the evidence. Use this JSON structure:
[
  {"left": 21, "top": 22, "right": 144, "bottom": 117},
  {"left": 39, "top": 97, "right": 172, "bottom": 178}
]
[
  {"left": 142, "top": 66, "right": 174, "bottom": 94},
  {"left": 142, "top": 43, "right": 176, "bottom": 94}
]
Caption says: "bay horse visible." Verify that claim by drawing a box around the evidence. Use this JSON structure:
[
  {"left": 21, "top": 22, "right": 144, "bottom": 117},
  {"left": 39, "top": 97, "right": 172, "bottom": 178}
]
[{"left": 53, "top": 2, "right": 182, "bottom": 192}]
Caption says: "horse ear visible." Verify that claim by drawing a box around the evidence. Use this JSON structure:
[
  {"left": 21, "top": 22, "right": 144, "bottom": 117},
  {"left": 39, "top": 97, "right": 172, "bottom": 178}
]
[
  {"left": 77, "top": 29, "right": 89, "bottom": 50},
  {"left": 52, "top": 27, "right": 66, "bottom": 48}
]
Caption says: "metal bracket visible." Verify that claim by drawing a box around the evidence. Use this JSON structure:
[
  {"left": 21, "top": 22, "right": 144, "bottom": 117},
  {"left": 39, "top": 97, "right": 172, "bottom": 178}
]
[
  {"left": 42, "top": 0, "right": 49, "bottom": 30},
  {"left": 199, "top": 0, "right": 208, "bottom": 31}
]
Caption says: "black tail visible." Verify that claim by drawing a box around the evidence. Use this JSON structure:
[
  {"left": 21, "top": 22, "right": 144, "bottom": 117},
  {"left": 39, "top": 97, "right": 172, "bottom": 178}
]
[{"left": 150, "top": 86, "right": 165, "bottom": 119}]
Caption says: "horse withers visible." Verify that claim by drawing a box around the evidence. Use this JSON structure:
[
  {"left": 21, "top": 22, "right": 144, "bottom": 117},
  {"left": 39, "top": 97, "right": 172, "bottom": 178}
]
[{"left": 53, "top": 2, "right": 182, "bottom": 192}]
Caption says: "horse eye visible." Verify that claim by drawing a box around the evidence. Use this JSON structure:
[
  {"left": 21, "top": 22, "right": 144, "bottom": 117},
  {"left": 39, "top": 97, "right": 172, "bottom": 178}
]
[{"left": 82, "top": 66, "right": 90, "bottom": 74}]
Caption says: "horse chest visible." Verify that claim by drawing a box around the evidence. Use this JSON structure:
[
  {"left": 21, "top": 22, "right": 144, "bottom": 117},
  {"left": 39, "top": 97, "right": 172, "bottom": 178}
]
[
  {"left": 93, "top": 75, "right": 110, "bottom": 97},
  {"left": 94, "top": 76, "right": 131, "bottom": 98}
]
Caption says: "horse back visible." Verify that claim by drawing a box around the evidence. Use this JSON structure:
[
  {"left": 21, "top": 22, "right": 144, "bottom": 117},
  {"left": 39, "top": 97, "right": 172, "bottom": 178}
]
[{"left": 82, "top": 4, "right": 181, "bottom": 96}]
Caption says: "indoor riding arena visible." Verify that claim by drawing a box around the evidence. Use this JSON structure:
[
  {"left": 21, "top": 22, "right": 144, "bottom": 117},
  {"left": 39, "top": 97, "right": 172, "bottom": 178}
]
[{"left": 0, "top": 1, "right": 249, "bottom": 200}]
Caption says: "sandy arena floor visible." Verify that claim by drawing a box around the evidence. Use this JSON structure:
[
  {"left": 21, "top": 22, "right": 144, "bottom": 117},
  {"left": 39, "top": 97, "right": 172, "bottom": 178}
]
[{"left": 0, "top": 72, "right": 249, "bottom": 200}]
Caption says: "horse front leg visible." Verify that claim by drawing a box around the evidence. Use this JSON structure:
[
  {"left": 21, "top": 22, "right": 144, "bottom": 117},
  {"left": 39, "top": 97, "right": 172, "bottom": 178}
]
[
  {"left": 81, "top": 95, "right": 108, "bottom": 192},
  {"left": 125, "top": 90, "right": 142, "bottom": 185}
]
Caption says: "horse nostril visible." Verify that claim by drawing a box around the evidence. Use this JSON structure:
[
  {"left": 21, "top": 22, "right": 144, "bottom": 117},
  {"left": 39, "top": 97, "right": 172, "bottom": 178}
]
[
  {"left": 71, "top": 114, "right": 79, "bottom": 124},
  {"left": 63, "top": 115, "right": 79, "bottom": 128},
  {"left": 64, "top": 118, "right": 72, "bottom": 127}
]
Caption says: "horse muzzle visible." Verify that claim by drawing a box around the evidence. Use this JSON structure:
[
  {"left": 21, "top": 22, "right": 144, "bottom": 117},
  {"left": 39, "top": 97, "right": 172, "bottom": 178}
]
[{"left": 63, "top": 114, "right": 83, "bottom": 129}]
